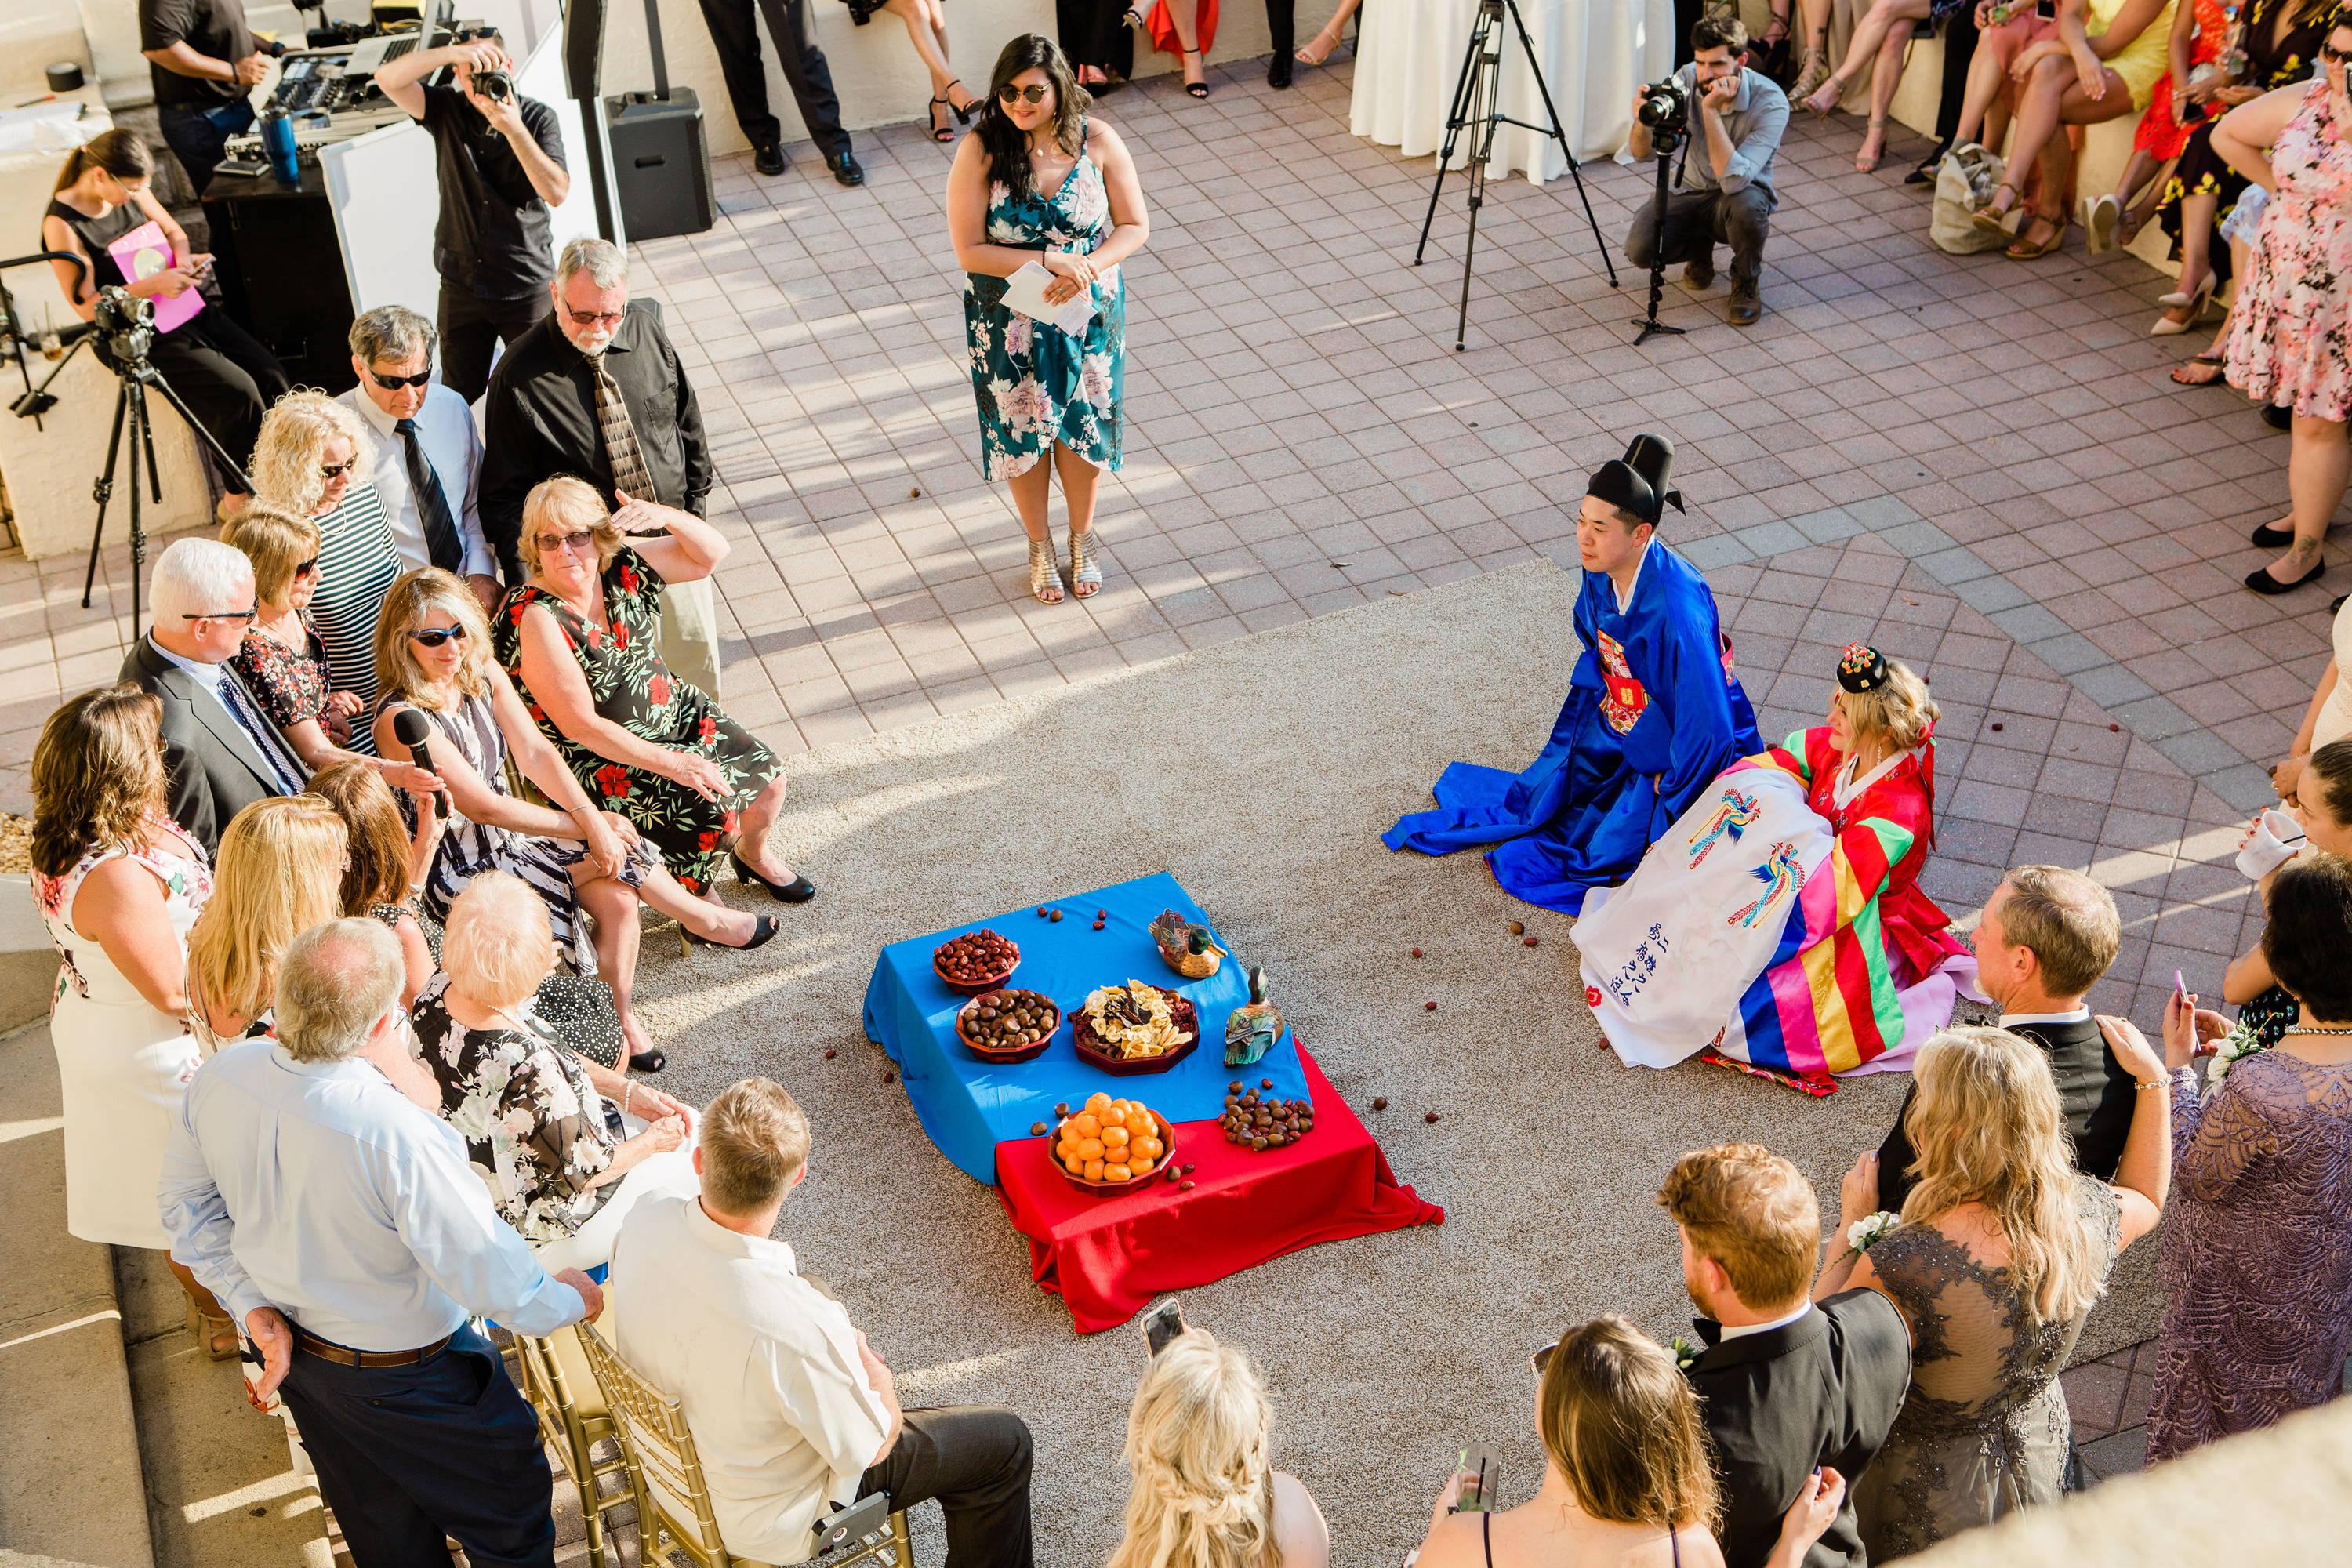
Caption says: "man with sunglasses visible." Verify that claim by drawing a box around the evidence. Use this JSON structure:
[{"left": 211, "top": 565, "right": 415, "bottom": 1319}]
[
  {"left": 481, "top": 238, "right": 724, "bottom": 695},
  {"left": 336, "top": 306, "right": 503, "bottom": 614},
  {"left": 119, "top": 538, "right": 314, "bottom": 855}
]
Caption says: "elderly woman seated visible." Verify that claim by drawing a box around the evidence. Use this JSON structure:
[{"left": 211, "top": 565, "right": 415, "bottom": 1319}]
[
  {"left": 496, "top": 476, "right": 812, "bottom": 902},
  {"left": 416, "top": 873, "right": 699, "bottom": 1272},
  {"left": 374, "top": 568, "right": 772, "bottom": 1073}
]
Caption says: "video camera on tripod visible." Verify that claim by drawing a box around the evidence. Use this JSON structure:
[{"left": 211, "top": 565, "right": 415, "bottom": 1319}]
[{"left": 89, "top": 285, "right": 155, "bottom": 369}]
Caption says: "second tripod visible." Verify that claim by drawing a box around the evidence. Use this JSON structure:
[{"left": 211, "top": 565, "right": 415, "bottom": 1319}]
[{"left": 1412, "top": 0, "right": 1617, "bottom": 353}]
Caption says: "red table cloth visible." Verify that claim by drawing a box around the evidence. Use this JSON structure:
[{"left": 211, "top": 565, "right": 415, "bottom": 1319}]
[{"left": 994, "top": 1043, "right": 1443, "bottom": 1333}]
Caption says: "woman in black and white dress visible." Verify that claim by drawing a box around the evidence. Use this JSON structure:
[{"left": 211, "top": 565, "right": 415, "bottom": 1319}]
[
  {"left": 372, "top": 568, "right": 774, "bottom": 1073},
  {"left": 248, "top": 390, "right": 401, "bottom": 745}
]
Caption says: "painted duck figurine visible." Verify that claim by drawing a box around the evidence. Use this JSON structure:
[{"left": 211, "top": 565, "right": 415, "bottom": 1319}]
[
  {"left": 1225, "top": 966, "right": 1283, "bottom": 1066},
  {"left": 1149, "top": 909, "right": 1227, "bottom": 978}
]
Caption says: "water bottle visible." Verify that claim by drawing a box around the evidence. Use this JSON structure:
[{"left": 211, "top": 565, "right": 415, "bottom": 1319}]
[{"left": 259, "top": 103, "right": 299, "bottom": 184}]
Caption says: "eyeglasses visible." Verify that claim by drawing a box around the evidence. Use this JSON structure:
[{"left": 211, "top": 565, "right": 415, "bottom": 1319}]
[
  {"left": 407, "top": 623, "right": 471, "bottom": 648},
  {"left": 2321, "top": 40, "right": 2352, "bottom": 61},
  {"left": 565, "top": 309, "right": 626, "bottom": 328},
  {"left": 368, "top": 367, "right": 433, "bottom": 390},
  {"left": 997, "top": 83, "right": 1051, "bottom": 104},
  {"left": 1530, "top": 1341, "right": 1559, "bottom": 1377},
  {"left": 319, "top": 459, "right": 356, "bottom": 481},
  {"left": 183, "top": 605, "right": 260, "bottom": 622},
  {"left": 535, "top": 529, "right": 601, "bottom": 557},
  {"left": 293, "top": 557, "right": 319, "bottom": 578}
]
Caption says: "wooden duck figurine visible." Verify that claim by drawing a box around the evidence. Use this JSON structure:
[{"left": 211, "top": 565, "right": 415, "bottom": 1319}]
[
  {"left": 1224, "top": 966, "right": 1283, "bottom": 1066},
  {"left": 1149, "top": 908, "right": 1227, "bottom": 978}
]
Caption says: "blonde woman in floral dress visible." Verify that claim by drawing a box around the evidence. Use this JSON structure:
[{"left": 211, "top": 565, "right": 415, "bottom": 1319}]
[{"left": 949, "top": 33, "right": 1149, "bottom": 604}]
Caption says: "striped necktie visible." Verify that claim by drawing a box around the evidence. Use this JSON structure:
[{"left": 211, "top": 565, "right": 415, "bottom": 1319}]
[{"left": 588, "top": 350, "right": 655, "bottom": 503}]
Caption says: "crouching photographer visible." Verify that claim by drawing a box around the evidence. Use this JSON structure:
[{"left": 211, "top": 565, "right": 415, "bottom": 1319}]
[{"left": 1625, "top": 14, "right": 1790, "bottom": 327}]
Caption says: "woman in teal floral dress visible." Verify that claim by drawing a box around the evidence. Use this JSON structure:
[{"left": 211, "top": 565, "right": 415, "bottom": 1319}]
[
  {"left": 949, "top": 34, "right": 1151, "bottom": 603},
  {"left": 499, "top": 477, "right": 809, "bottom": 902}
]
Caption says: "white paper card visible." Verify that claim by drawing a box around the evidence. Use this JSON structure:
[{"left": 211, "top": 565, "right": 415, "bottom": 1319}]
[{"left": 1002, "top": 260, "right": 1097, "bottom": 336}]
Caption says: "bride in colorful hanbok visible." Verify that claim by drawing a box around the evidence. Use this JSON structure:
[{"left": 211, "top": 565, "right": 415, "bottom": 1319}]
[{"left": 1577, "top": 642, "right": 1980, "bottom": 1092}]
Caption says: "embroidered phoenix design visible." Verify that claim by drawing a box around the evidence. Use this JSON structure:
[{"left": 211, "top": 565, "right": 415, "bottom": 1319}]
[
  {"left": 1687, "top": 788, "right": 1763, "bottom": 868},
  {"left": 1727, "top": 841, "right": 1802, "bottom": 930}
]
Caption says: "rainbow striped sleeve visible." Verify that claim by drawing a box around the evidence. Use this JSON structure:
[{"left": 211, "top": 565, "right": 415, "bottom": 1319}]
[{"left": 1731, "top": 813, "right": 1918, "bottom": 1077}]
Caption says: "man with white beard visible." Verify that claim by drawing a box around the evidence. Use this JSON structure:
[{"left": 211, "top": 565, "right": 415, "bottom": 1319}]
[{"left": 481, "top": 237, "right": 722, "bottom": 695}]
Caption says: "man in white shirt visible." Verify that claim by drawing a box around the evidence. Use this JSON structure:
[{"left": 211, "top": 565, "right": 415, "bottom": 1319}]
[
  {"left": 611, "top": 1079, "right": 1034, "bottom": 1567},
  {"left": 336, "top": 305, "right": 504, "bottom": 615},
  {"left": 161, "top": 919, "right": 603, "bottom": 1567}
]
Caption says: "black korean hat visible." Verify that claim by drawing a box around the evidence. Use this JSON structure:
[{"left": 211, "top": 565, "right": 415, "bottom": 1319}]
[
  {"left": 1836, "top": 641, "right": 1890, "bottom": 694},
  {"left": 1586, "top": 434, "right": 1684, "bottom": 530}
]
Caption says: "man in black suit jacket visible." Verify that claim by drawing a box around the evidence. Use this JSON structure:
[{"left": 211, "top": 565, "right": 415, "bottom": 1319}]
[
  {"left": 1660, "top": 1144, "right": 1909, "bottom": 1568},
  {"left": 480, "top": 236, "right": 720, "bottom": 695},
  {"left": 1876, "top": 866, "right": 2136, "bottom": 1213},
  {"left": 119, "top": 539, "right": 311, "bottom": 855}
]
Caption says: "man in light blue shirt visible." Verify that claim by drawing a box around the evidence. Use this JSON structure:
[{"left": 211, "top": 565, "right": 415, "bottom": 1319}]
[
  {"left": 1625, "top": 13, "right": 1791, "bottom": 326},
  {"left": 161, "top": 918, "right": 599, "bottom": 1567}
]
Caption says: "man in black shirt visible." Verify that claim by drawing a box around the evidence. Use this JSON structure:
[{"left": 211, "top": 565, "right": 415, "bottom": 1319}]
[
  {"left": 1875, "top": 864, "right": 2137, "bottom": 1213},
  {"left": 695, "top": 0, "right": 866, "bottom": 186},
  {"left": 376, "top": 36, "right": 572, "bottom": 403},
  {"left": 140, "top": 0, "right": 278, "bottom": 199}
]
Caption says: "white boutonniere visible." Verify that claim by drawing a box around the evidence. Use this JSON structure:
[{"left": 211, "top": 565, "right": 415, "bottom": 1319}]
[
  {"left": 1846, "top": 1210, "right": 1901, "bottom": 1257},
  {"left": 1671, "top": 1335, "right": 1703, "bottom": 1371},
  {"left": 2206, "top": 1019, "right": 2269, "bottom": 1090}
]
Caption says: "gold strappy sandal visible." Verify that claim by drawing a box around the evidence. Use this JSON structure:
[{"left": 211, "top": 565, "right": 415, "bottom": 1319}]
[
  {"left": 1068, "top": 528, "right": 1102, "bottom": 598},
  {"left": 1029, "top": 536, "right": 1064, "bottom": 604}
]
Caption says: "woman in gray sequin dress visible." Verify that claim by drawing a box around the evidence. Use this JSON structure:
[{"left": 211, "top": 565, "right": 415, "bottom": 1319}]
[
  {"left": 1812, "top": 1025, "right": 2169, "bottom": 1559},
  {"left": 2143, "top": 855, "right": 2352, "bottom": 1462}
]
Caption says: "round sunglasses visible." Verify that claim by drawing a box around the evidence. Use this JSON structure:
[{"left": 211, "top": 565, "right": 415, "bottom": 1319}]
[{"left": 997, "top": 83, "right": 1052, "bottom": 104}]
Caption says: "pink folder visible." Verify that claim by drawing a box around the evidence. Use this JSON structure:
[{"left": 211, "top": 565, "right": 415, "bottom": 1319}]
[{"left": 106, "top": 221, "right": 205, "bottom": 334}]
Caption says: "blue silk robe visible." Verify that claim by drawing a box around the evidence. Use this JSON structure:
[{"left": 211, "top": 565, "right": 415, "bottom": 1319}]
[{"left": 1383, "top": 543, "right": 1761, "bottom": 914}]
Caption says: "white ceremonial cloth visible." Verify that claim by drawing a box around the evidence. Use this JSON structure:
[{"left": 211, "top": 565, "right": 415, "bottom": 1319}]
[
  {"left": 1576, "top": 769, "right": 1835, "bottom": 1068},
  {"left": 1350, "top": 0, "right": 1677, "bottom": 182}
]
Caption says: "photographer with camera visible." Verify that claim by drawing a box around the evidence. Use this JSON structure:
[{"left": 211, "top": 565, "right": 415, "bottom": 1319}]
[
  {"left": 1626, "top": 14, "right": 1790, "bottom": 328},
  {"left": 375, "top": 34, "right": 572, "bottom": 404}
]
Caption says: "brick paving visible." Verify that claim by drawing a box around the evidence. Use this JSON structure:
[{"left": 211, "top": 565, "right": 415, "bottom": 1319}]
[{"left": 20, "top": 50, "right": 2347, "bottom": 1504}]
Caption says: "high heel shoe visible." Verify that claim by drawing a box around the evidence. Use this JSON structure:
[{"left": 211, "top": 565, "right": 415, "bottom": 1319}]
[
  {"left": 1855, "top": 118, "right": 1889, "bottom": 174},
  {"left": 1793, "top": 45, "right": 1831, "bottom": 103},
  {"left": 1802, "top": 76, "right": 1843, "bottom": 117},
  {"left": 681, "top": 913, "right": 782, "bottom": 952},
  {"left": 928, "top": 96, "right": 955, "bottom": 141},
  {"left": 733, "top": 850, "right": 816, "bottom": 902},
  {"left": 1028, "top": 536, "right": 1063, "bottom": 604},
  {"left": 1973, "top": 182, "right": 2018, "bottom": 234},
  {"left": 1069, "top": 528, "right": 1102, "bottom": 598},
  {"left": 2158, "top": 269, "right": 2215, "bottom": 307},
  {"left": 2150, "top": 274, "right": 2215, "bottom": 335},
  {"left": 1180, "top": 46, "right": 1210, "bottom": 97},
  {"left": 1295, "top": 24, "right": 1342, "bottom": 65},
  {"left": 944, "top": 78, "right": 975, "bottom": 124}
]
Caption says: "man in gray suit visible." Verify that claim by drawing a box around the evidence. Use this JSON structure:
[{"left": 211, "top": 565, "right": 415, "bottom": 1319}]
[{"left": 118, "top": 539, "right": 342, "bottom": 852}]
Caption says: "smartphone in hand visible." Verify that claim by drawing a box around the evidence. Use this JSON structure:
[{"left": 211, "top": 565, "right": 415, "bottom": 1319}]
[
  {"left": 1454, "top": 1447, "right": 1501, "bottom": 1512},
  {"left": 1142, "top": 1297, "right": 1187, "bottom": 1357}
]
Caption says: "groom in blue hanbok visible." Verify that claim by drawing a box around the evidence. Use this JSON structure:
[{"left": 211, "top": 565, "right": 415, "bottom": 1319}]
[{"left": 1383, "top": 434, "right": 1761, "bottom": 914}]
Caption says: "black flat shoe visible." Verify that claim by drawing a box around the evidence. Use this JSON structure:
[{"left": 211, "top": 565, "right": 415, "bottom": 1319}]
[
  {"left": 829, "top": 150, "right": 865, "bottom": 187},
  {"left": 1267, "top": 53, "right": 1292, "bottom": 88},
  {"left": 733, "top": 851, "right": 816, "bottom": 902},
  {"left": 2245, "top": 559, "right": 2325, "bottom": 594},
  {"left": 2262, "top": 403, "right": 2292, "bottom": 431},
  {"left": 628, "top": 1047, "right": 667, "bottom": 1073},
  {"left": 682, "top": 913, "right": 782, "bottom": 950},
  {"left": 753, "top": 142, "right": 786, "bottom": 177},
  {"left": 2252, "top": 522, "right": 2295, "bottom": 547},
  {"left": 1905, "top": 140, "right": 1948, "bottom": 185},
  {"left": 2332, "top": 594, "right": 2347, "bottom": 615}
]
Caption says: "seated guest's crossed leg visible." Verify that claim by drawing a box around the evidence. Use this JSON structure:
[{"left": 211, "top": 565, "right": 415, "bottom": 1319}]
[{"left": 856, "top": 1406, "right": 1036, "bottom": 1568}]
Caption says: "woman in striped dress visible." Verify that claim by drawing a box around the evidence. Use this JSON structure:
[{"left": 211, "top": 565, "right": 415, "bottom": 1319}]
[{"left": 248, "top": 391, "right": 401, "bottom": 749}]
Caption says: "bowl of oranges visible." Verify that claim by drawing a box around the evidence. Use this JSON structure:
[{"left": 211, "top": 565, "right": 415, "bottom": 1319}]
[{"left": 1051, "top": 1092, "right": 1174, "bottom": 1191}]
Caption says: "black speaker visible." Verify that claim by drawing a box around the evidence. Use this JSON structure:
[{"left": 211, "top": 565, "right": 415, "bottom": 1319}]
[{"left": 606, "top": 88, "right": 714, "bottom": 241}]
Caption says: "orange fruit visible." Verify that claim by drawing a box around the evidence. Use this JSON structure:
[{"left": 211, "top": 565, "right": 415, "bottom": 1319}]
[
  {"left": 1086, "top": 1091, "right": 1112, "bottom": 1113},
  {"left": 1129, "top": 1152, "right": 1155, "bottom": 1174},
  {"left": 1104, "top": 1163, "right": 1133, "bottom": 1181},
  {"left": 1072, "top": 1113, "right": 1101, "bottom": 1138},
  {"left": 1057, "top": 1142, "right": 1080, "bottom": 1164},
  {"left": 1102, "top": 1125, "right": 1130, "bottom": 1149},
  {"left": 1131, "top": 1135, "right": 1163, "bottom": 1163},
  {"left": 1076, "top": 1137, "right": 1105, "bottom": 1161},
  {"left": 1085, "top": 1159, "right": 1105, "bottom": 1181},
  {"left": 1063, "top": 1151, "right": 1087, "bottom": 1174}
]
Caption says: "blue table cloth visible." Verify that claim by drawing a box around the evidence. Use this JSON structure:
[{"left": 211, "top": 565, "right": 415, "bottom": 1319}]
[{"left": 862, "top": 872, "right": 1307, "bottom": 1185}]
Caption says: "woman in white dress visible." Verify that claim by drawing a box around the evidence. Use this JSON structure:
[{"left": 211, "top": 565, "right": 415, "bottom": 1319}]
[
  {"left": 2274, "top": 595, "right": 2352, "bottom": 806},
  {"left": 29, "top": 687, "right": 230, "bottom": 1353}
]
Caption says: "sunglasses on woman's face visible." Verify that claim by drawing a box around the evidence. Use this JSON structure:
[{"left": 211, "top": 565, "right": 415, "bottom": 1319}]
[
  {"left": 408, "top": 623, "right": 470, "bottom": 648},
  {"left": 998, "top": 83, "right": 1051, "bottom": 104},
  {"left": 293, "top": 557, "right": 319, "bottom": 578},
  {"left": 1530, "top": 1341, "right": 1559, "bottom": 1376},
  {"left": 537, "top": 528, "right": 601, "bottom": 557},
  {"left": 2321, "top": 39, "right": 2352, "bottom": 61},
  {"left": 320, "top": 459, "right": 356, "bottom": 481}
]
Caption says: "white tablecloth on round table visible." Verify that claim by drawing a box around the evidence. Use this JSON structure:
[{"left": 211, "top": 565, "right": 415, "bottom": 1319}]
[{"left": 1351, "top": 0, "right": 1676, "bottom": 183}]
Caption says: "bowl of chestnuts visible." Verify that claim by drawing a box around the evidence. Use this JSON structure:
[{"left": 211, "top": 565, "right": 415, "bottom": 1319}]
[
  {"left": 933, "top": 929, "right": 1019, "bottom": 995},
  {"left": 955, "top": 988, "right": 1062, "bottom": 1063}
]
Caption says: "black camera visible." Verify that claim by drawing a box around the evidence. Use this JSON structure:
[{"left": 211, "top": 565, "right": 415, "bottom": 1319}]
[
  {"left": 472, "top": 68, "right": 513, "bottom": 101},
  {"left": 1636, "top": 74, "right": 1689, "bottom": 137},
  {"left": 92, "top": 285, "right": 155, "bottom": 368}
]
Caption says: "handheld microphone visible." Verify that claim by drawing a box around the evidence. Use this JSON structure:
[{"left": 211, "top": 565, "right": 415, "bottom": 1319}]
[{"left": 389, "top": 707, "right": 448, "bottom": 819}]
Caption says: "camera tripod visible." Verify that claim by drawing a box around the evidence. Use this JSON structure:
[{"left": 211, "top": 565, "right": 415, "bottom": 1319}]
[
  {"left": 1412, "top": 0, "right": 1617, "bottom": 352},
  {"left": 1631, "top": 125, "right": 1689, "bottom": 347},
  {"left": 79, "top": 324, "right": 254, "bottom": 626}
]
